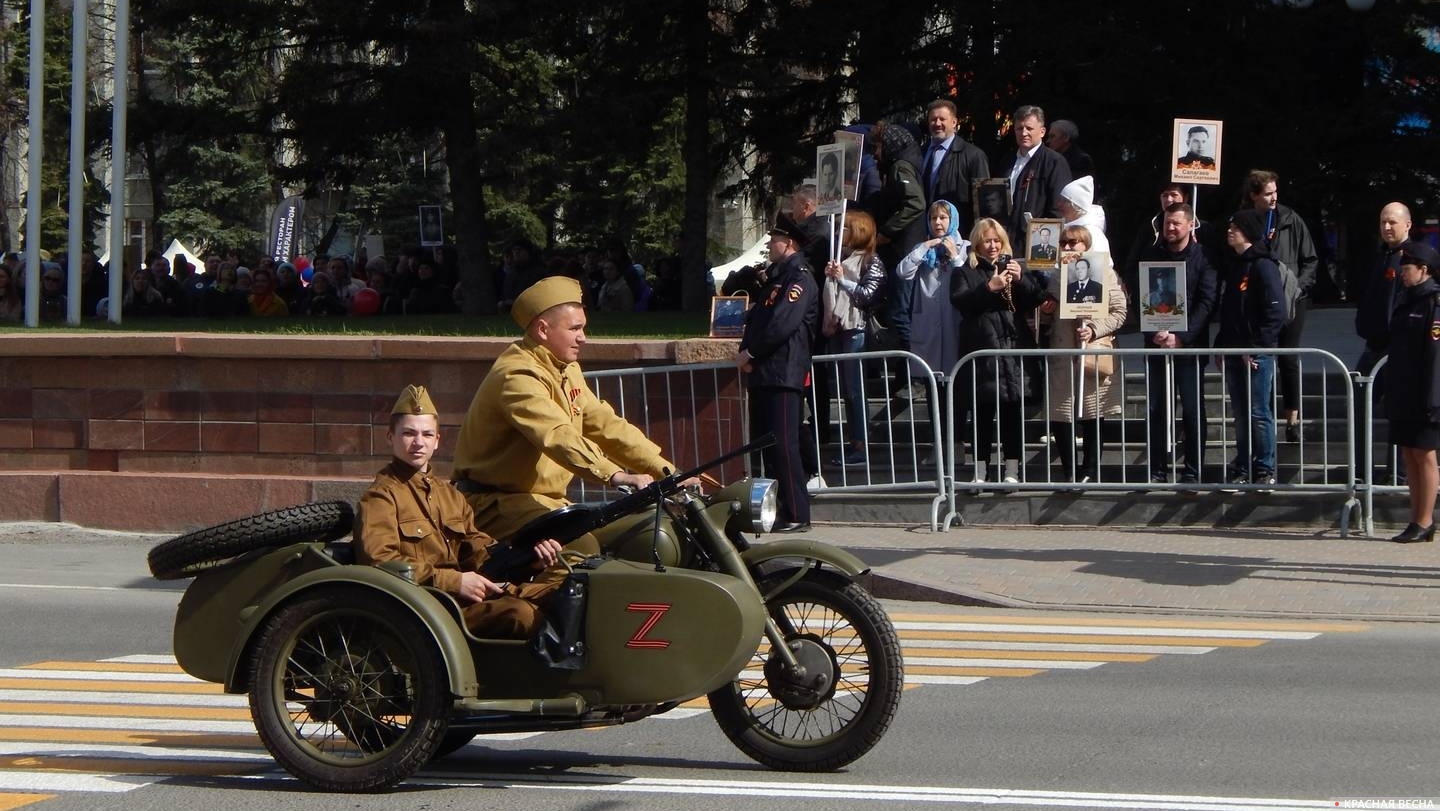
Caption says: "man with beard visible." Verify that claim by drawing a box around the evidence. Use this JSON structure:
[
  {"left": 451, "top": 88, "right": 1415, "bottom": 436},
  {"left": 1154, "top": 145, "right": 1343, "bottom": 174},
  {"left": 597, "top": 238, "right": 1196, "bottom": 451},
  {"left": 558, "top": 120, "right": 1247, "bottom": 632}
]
[{"left": 1140, "top": 203, "right": 1220, "bottom": 486}]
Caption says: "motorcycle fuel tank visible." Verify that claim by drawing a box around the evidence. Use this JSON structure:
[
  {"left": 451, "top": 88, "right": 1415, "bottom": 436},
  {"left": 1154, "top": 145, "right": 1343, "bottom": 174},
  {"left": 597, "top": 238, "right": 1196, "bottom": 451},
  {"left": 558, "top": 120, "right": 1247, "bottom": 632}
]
[{"left": 572, "top": 559, "right": 767, "bottom": 705}]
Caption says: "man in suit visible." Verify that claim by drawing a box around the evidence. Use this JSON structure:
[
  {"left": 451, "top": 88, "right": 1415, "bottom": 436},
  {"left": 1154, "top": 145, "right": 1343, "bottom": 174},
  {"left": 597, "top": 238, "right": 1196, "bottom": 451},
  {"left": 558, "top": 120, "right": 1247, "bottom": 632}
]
[
  {"left": 1066, "top": 257, "right": 1102, "bottom": 303},
  {"left": 920, "top": 99, "right": 990, "bottom": 236},
  {"left": 1031, "top": 226, "right": 1058, "bottom": 262},
  {"left": 996, "top": 104, "right": 1072, "bottom": 242}
]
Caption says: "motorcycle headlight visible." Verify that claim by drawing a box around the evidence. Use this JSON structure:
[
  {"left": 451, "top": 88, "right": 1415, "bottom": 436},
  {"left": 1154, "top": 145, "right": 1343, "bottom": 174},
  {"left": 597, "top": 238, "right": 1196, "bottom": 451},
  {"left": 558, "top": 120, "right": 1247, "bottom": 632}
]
[{"left": 749, "top": 479, "right": 778, "bottom": 533}]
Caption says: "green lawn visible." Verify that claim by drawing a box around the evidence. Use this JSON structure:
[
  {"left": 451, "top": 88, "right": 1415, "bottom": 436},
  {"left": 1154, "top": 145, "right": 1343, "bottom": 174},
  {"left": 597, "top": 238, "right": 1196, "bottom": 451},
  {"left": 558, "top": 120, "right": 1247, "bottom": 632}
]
[{"left": 0, "top": 310, "right": 712, "bottom": 339}]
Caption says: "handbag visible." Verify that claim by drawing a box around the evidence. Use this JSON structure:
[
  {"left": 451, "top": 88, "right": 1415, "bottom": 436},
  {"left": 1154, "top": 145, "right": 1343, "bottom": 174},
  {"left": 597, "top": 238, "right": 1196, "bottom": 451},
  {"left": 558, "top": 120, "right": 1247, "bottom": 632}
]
[{"left": 1081, "top": 335, "right": 1115, "bottom": 378}]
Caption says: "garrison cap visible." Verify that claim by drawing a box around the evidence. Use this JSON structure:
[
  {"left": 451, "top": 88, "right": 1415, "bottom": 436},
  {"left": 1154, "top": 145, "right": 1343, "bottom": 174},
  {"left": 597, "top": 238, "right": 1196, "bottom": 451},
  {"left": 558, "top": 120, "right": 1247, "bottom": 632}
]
[
  {"left": 1400, "top": 240, "right": 1440, "bottom": 271},
  {"left": 512, "top": 276, "right": 584, "bottom": 329},
  {"left": 390, "top": 384, "right": 438, "bottom": 417}
]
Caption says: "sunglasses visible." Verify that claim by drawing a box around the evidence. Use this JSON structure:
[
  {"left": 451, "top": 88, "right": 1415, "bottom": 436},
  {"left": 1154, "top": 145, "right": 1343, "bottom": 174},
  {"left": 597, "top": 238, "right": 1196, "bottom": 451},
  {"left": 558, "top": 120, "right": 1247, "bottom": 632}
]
[{"left": 1059, "top": 240, "right": 1082, "bottom": 248}]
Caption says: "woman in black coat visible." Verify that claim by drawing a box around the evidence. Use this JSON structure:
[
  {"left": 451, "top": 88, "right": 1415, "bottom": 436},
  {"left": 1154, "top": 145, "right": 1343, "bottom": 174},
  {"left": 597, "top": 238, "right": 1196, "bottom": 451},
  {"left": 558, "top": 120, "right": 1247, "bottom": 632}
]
[
  {"left": 950, "top": 217, "right": 1047, "bottom": 484},
  {"left": 1383, "top": 241, "right": 1440, "bottom": 542}
]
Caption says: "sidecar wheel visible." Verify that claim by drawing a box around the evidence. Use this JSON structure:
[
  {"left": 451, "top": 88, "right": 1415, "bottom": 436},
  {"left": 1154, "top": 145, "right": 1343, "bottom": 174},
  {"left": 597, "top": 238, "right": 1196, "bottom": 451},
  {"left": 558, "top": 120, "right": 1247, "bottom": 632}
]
[
  {"left": 148, "top": 501, "right": 354, "bottom": 580},
  {"left": 248, "top": 587, "right": 449, "bottom": 792},
  {"left": 707, "top": 571, "right": 903, "bottom": 771}
]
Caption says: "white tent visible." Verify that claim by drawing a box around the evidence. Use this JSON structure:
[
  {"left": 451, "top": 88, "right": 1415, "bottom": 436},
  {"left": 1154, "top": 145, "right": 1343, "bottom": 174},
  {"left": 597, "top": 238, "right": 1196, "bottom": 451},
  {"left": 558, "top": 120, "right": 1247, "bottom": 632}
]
[
  {"left": 160, "top": 238, "right": 201, "bottom": 268},
  {"left": 709, "top": 237, "right": 769, "bottom": 292},
  {"left": 97, "top": 237, "right": 202, "bottom": 269}
]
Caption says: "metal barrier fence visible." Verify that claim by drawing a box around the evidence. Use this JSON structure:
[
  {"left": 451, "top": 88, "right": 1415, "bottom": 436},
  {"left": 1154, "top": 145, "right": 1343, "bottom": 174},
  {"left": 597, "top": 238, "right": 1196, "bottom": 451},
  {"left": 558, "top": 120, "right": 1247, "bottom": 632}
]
[
  {"left": 940, "top": 347, "right": 1360, "bottom": 532},
  {"left": 1355, "top": 354, "right": 1408, "bottom": 538},
  {"left": 563, "top": 345, "right": 1426, "bottom": 536}
]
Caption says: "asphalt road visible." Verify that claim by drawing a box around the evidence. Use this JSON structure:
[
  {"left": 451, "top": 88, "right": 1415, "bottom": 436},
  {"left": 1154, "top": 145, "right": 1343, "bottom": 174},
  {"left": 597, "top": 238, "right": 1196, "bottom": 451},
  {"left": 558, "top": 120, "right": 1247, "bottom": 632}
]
[{"left": 0, "top": 526, "right": 1436, "bottom": 811}]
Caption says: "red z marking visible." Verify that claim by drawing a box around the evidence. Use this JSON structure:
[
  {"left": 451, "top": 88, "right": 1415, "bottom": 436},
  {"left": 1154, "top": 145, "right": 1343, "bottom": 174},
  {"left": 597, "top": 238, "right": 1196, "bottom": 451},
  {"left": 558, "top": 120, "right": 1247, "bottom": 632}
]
[{"left": 625, "top": 603, "right": 672, "bottom": 649}]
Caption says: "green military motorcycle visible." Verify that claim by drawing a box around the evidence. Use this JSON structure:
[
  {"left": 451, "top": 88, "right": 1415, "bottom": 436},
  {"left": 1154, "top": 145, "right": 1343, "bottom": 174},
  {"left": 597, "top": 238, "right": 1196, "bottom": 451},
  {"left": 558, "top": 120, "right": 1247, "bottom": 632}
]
[{"left": 148, "top": 438, "right": 904, "bottom": 792}]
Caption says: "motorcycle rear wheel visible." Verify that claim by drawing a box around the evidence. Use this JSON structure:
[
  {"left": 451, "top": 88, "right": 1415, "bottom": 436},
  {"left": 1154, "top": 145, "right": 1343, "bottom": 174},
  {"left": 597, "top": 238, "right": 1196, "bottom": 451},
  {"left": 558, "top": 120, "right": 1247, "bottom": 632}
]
[
  {"left": 248, "top": 587, "right": 449, "bottom": 792},
  {"left": 707, "top": 570, "right": 903, "bottom": 771}
]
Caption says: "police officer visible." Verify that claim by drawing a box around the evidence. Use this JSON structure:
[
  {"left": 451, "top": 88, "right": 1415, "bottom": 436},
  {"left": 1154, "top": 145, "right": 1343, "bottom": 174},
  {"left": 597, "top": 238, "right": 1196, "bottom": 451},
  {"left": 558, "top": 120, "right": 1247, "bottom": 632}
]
[
  {"left": 1382, "top": 241, "right": 1440, "bottom": 543},
  {"left": 451, "top": 276, "right": 686, "bottom": 543},
  {"left": 738, "top": 213, "right": 819, "bottom": 532}
]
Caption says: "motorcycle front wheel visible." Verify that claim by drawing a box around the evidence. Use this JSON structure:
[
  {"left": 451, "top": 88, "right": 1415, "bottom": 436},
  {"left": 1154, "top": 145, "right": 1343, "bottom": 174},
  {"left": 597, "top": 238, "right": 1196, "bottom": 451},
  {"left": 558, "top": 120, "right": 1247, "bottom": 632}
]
[
  {"left": 248, "top": 587, "right": 450, "bottom": 792},
  {"left": 708, "top": 570, "right": 903, "bottom": 771}
]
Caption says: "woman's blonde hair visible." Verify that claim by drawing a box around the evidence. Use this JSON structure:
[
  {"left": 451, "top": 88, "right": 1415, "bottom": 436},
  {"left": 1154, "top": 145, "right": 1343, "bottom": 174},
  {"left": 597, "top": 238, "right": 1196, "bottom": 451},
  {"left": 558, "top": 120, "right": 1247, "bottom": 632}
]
[{"left": 967, "top": 217, "right": 1012, "bottom": 267}]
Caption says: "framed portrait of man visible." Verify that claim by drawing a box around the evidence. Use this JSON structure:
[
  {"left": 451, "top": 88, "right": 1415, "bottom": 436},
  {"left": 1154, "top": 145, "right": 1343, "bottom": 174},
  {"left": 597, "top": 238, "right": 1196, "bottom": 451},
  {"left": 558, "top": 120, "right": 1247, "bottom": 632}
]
[
  {"left": 1170, "top": 118, "right": 1223, "bottom": 185},
  {"left": 1026, "top": 218, "right": 1063, "bottom": 270},
  {"left": 816, "top": 144, "right": 847, "bottom": 216},
  {"left": 1058, "top": 251, "right": 1110, "bottom": 321},
  {"left": 1139, "top": 262, "right": 1188, "bottom": 333},
  {"left": 972, "top": 177, "right": 1011, "bottom": 224},
  {"left": 709, "top": 295, "right": 749, "bottom": 338},
  {"left": 418, "top": 205, "right": 444, "bottom": 247},
  {"left": 833, "top": 130, "right": 864, "bottom": 201}
]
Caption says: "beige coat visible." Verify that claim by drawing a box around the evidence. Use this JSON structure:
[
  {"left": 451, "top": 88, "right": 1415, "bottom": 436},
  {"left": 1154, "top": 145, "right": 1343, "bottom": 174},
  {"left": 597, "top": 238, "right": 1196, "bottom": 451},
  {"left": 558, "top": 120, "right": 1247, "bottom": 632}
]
[{"left": 1042, "top": 264, "right": 1128, "bottom": 422}]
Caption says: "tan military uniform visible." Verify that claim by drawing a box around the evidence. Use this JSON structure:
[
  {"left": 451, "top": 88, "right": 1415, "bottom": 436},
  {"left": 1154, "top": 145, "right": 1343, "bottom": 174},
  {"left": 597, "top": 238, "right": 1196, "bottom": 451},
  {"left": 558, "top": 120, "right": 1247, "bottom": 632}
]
[
  {"left": 452, "top": 336, "right": 673, "bottom": 541},
  {"left": 356, "top": 459, "right": 559, "bottom": 638}
]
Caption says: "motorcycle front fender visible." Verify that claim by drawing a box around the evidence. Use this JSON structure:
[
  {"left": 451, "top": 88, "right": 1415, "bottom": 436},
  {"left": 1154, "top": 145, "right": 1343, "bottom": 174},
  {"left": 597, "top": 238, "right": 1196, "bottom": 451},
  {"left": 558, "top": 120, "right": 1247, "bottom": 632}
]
[{"left": 739, "top": 539, "right": 870, "bottom": 579}]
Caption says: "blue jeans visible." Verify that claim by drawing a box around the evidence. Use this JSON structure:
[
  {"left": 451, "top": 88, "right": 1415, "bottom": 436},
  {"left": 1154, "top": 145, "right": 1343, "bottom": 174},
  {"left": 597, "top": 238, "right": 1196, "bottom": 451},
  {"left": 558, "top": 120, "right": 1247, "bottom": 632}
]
[
  {"left": 1223, "top": 353, "right": 1276, "bottom": 477},
  {"left": 1146, "top": 356, "right": 1208, "bottom": 480},
  {"left": 827, "top": 329, "right": 868, "bottom": 444}
]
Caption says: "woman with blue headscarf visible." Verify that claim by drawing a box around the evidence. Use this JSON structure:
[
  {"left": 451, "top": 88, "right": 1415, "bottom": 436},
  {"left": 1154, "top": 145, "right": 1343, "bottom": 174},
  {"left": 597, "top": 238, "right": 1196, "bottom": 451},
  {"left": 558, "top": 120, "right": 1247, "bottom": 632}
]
[{"left": 896, "top": 200, "right": 969, "bottom": 383}]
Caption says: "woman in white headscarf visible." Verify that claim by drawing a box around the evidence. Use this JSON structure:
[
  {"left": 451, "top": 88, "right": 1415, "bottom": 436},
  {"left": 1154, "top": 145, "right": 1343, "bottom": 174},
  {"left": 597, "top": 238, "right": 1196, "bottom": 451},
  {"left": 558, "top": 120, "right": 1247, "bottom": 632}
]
[{"left": 1057, "top": 175, "right": 1110, "bottom": 256}]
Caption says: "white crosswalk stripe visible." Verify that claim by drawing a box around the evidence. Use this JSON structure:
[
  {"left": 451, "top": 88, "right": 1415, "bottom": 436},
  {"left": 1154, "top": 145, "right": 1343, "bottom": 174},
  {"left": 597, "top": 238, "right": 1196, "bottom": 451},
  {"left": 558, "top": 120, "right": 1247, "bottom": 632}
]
[{"left": 0, "top": 613, "right": 1361, "bottom": 806}]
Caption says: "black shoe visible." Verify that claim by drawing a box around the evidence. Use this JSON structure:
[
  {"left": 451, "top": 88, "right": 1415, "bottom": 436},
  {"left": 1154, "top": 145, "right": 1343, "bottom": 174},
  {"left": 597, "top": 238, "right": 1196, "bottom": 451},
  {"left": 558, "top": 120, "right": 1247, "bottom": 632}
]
[
  {"left": 773, "top": 521, "right": 811, "bottom": 534},
  {"left": 1285, "top": 422, "right": 1302, "bottom": 443},
  {"left": 1150, "top": 471, "right": 1169, "bottom": 484},
  {"left": 1254, "top": 472, "right": 1277, "bottom": 494},
  {"left": 1391, "top": 523, "right": 1436, "bottom": 543},
  {"left": 1222, "top": 472, "right": 1248, "bottom": 492},
  {"left": 1178, "top": 474, "right": 1201, "bottom": 495}
]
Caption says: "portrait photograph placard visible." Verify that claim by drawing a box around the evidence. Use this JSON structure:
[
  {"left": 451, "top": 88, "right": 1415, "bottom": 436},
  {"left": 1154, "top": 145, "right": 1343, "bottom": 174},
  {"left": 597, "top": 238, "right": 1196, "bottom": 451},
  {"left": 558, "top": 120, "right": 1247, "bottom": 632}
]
[
  {"left": 709, "top": 295, "right": 749, "bottom": 338},
  {"left": 816, "top": 144, "right": 847, "bottom": 216},
  {"left": 1058, "top": 251, "right": 1110, "bottom": 321},
  {"left": 1170, "top": 118, "right": 1223, "bottom": 185},
  {"left": 1026, "top": 218, "right": 1064, "bottom": 270},
  {"left": 833, "top": 130, "right": 864, "bottom": 201},
  {"left": 1139, "top": 261, "right": 1188, "bottom": 333},
  {"left": 418, "top": 205, "right": 444, "bottom": 246},
  {"left": 972, "top": 177, "right": 1011, "bottom": 224}
]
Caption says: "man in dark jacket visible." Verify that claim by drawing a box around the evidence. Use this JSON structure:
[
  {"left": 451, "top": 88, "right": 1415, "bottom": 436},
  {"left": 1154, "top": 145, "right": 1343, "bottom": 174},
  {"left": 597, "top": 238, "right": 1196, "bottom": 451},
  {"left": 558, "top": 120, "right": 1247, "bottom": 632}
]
[
  {"left": 1217, "top": 209, "right": 1287, "bottom": 489},
  {"left": 919, "top": 99, "right": 990, "bottom": 235},
  {"left": 871, "top": 122, "right": 928, "bottom": 359},
  {"left": 1243, "top": 169, "right": 1320, "bottom": 441},
  {"left": 1123, "top": 182, "right": 1224, "bottom": 329},
  {"left": 737, "top": 213, "right": 819, "bottom": 532},
  {"left": 1141, "top": 203, "right": 1220, "bottom": 485},
  {"left": 1045, "top": 119, "right": 1094, "bottom": 187},
  {"left": 1353, "top": 201, "right": 1412, "bottom": 478},
  {"left": 995, "top": 104, "right": 1072, "bottom": 244}
]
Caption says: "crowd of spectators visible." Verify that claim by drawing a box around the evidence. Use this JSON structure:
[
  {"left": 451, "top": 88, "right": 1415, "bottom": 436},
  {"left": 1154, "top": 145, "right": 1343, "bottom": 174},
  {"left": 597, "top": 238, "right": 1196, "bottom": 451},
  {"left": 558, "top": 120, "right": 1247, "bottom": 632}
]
[
  {"left": 0, "top": 236, "right": 686, "bottom": 324},
  {"left": 722, "top": 100, "right": 1432, "bottom": 517}
]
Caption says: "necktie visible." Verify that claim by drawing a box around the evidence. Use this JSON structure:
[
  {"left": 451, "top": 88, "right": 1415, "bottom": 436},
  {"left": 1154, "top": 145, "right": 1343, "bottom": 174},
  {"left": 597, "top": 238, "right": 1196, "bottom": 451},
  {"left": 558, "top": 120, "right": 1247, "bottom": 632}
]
[{"left": 926, "top": 143, "right": 944, "bottom": 198}]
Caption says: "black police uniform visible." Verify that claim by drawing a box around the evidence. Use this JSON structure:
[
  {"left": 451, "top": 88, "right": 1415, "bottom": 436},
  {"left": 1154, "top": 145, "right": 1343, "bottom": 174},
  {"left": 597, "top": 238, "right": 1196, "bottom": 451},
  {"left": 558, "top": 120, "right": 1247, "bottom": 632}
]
[{"left": 740, "top": 250, "right": 818, "bottom": 528}]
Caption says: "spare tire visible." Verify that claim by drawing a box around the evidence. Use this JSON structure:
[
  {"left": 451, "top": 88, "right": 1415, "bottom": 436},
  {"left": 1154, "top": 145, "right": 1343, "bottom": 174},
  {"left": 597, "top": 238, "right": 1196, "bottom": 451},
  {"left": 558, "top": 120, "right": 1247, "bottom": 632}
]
[{"left": 147, "top": 501, "right": 355, "bottom": 580}]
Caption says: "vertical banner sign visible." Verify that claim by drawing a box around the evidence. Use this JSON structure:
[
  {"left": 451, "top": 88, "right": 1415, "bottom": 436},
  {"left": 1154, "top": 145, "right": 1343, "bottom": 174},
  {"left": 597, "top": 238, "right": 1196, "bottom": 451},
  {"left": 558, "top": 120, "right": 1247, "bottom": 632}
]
[{"left": 270, "top": 195, "right": 304, "bottom": 263}]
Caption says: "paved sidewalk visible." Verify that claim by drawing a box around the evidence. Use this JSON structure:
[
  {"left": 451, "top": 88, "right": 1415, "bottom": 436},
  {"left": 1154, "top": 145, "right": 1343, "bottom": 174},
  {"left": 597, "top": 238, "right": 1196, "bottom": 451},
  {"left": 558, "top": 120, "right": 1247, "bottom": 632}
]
[
  {"left": 811, "top": 522, "right": 1440, "bottom": 622},
  {"left": 6, "top": 517, "right": 1436, "bottom": 623}
]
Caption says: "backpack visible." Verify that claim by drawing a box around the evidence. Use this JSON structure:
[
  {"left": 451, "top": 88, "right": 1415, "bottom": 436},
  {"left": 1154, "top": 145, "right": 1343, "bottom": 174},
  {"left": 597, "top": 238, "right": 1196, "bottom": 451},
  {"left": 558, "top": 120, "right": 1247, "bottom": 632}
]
[{"left": 1274, "top": 259, "right": 1300, "bottom": 324}]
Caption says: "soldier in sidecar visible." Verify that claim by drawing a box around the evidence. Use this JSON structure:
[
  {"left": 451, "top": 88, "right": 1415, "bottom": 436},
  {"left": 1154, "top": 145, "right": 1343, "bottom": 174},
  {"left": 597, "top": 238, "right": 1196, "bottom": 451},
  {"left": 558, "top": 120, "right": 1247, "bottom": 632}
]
[{"left": 356, "top": 384, "right": 564, "bottom": 638}]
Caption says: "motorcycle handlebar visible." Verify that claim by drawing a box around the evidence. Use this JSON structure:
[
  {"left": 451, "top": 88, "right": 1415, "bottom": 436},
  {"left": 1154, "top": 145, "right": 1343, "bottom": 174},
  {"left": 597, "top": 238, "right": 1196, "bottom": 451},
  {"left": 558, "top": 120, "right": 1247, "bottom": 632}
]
[{"left": 480, "top": 433, "right": 775, "bottom": 581}]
